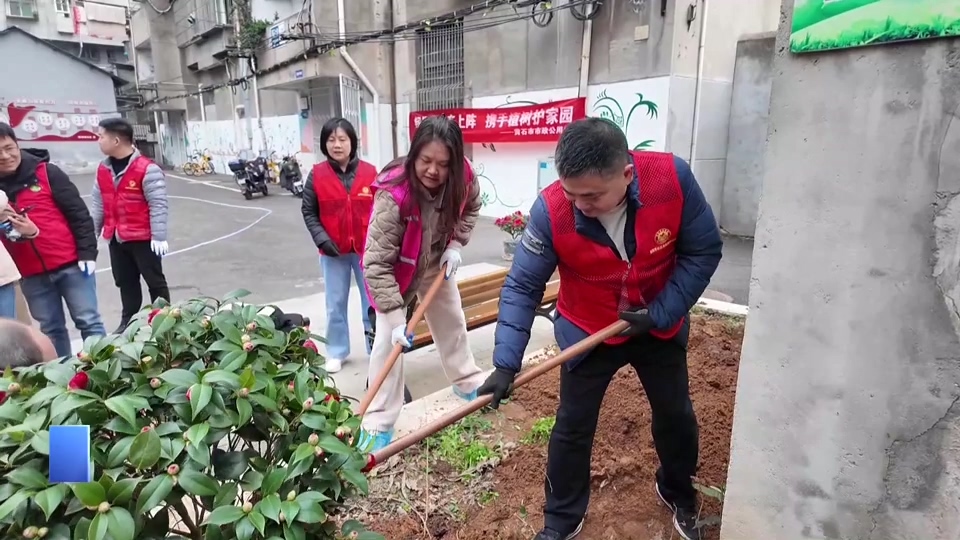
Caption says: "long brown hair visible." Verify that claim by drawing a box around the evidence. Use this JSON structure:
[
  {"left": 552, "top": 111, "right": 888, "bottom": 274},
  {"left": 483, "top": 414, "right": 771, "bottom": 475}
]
[{"left": 383, "top": 116, "right": 467, "bottom": 238}]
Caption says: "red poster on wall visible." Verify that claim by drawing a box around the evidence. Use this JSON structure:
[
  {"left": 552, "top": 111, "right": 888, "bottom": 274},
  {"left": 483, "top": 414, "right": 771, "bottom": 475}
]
[{"left": 409, "top": 98, "right": 587, "bottom": 144}]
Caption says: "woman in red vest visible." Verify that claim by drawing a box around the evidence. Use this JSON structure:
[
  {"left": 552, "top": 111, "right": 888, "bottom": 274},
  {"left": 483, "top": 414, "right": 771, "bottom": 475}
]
[{"left": 300, "top": 118, "right": 377, "bottom": 374}]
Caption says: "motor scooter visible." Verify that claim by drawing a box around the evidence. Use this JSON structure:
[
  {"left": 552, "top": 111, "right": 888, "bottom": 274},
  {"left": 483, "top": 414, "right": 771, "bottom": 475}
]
[
  {"left": 279, "top": 152, "right": 304, "bottom": 197},
  {"left": 229, "top": 154, "right": 270, "bottom": 200}
]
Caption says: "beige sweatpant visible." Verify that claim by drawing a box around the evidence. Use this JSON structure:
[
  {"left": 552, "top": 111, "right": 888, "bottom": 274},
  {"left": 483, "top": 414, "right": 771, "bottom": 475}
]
[{"left": 362, "top": 267, "right": 486, "bottom": 433}]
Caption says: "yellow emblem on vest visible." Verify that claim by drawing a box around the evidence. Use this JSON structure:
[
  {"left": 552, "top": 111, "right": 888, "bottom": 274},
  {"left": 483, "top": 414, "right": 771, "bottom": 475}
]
[
  {"left": 29, "top": 185, "right": 41, "bottom": 193},
  {"left": 654, "top": 228, "right": 671, "bottom": 245},
  {"left": 128, "top": 180, "right": 137, "bottom": 188},
  {"left": 361, "top": 187, "right": 370, "bottom": 195}
]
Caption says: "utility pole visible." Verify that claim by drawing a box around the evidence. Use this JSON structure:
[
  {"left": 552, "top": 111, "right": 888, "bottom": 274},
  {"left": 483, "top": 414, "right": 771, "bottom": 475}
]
[{"left": 232, "top": 3, "right": 255, "bottom": 153}]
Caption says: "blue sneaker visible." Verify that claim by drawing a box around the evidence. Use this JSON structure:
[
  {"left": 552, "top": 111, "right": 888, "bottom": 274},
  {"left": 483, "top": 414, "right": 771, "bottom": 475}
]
[
  {"left": 358, "top": 429, "right": 394, "bottom": 452},
  {"left": 452, "top": 386, "right": 478, "bottom": 402}
]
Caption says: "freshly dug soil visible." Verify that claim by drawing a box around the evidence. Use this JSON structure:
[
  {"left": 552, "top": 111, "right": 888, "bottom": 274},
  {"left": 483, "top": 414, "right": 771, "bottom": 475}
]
[{"left": 359, "top": 311, "right": 743, "bottom": 539}]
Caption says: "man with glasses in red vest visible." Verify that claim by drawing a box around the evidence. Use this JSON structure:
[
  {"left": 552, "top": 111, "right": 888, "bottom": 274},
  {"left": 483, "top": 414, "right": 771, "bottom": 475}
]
[{"left": 478, "top": 118, "right": 723, "bottom": 540}]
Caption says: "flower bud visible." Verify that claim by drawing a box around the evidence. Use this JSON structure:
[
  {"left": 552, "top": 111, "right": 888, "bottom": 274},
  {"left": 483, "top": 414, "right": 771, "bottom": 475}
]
[
  {"left": 287, "top": 382, "right": 295, "bottom": 391},
  {"left": 242, "top": 502, "right": 253, "bottom": 513},
  {"left": 334, "top": 426, "right": 351, "bottom": 439},
  {"left": 186, "top": 388, "right": 192, "bottom": 400},
  {"left": 7, "top": 382, "right": 20, "bottom": 394},
  {"left": 150, "top": 378, "right": 161, "bottom": 389},
  {"left": 36, "top": 528, "right": 48, "bottom": 539},
  {"left": 246, "top": 322, "right": 257, "bottom": 332},
  {"left": 324, "top": 393, "right": 340, "bottom": 403},
  {"left": 308, "top": 433, "right": 319, "bottom": 446},
  {"left": 241, "top": 334, "right": 251, "bottom": 343},
  {"left": 314, "top": 447, "right": 325, "bottom": 457},
  {"left": 167, "top": 464, "right": 180, "bottom": 475},
  {"left": 302, "top": 398, "right": 314, "bottom": 410},
  {"left": 170, "top": 308, "right": 182, "bottom": 318},
  {"left": 286, "top": 490, "right": 296, "bottom": 502},
  {"left": 279, "top": 511, "right": 286, "bottom": 522},
  {"left": 242, "top": 341, "right": 254, "bottom": 352},
  {"left": 141, "top": 426, "right": 152, "bottom": 433},
  {"left": 22, "top": 526, "right": 38, "bottom": 539},
  {"left": 201, "top": 316, "right": 211, "bottom": 328},
  {"left": 97, "top": 502, "right": 111, "bottom": 513},
  {"left": 238, "top": 387, "right": 249, "bottom": 398}
]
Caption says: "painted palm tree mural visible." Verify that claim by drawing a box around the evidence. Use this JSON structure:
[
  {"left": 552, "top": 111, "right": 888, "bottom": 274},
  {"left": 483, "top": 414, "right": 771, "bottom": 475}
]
[{"left": 591, "top": 90, "right": 659, "bottom": 150}]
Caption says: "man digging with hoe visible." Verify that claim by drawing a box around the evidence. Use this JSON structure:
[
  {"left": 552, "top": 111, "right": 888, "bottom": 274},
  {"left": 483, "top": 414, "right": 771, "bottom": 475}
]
[{"left": 477, "top": 117, "right": 723, "bottom": 540}]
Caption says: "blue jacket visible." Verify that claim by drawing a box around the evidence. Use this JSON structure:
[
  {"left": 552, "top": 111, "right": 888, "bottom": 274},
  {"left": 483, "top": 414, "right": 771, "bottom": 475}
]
[{"left": 492, "top": 155, "right": 723, "bottom": 372}]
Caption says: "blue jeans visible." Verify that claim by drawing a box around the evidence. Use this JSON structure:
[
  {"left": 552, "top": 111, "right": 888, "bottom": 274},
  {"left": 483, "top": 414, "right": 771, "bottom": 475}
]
[
  {"left": 320, "top": 253, "right": 372, "bottom": 360},
  {"left": 21, "top": 265, "right": 107, "bottom": 358},
  {"left": 0, "top": 282, "right": 16, "bottom": 318}
]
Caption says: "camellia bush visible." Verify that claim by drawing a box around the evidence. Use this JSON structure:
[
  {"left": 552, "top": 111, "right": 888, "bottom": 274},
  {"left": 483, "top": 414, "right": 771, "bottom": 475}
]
[{"left": 0, "top": 290, "right": 383, "bottom": 540}]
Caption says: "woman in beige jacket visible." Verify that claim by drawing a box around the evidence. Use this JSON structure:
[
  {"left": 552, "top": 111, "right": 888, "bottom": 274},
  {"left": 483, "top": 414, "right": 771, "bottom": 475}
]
[
  {"left": 0, "top": 192, "right": 26, "bottom": 318},
  {"left": 360, "top": 116, "right": 486, "bottom": 451}
]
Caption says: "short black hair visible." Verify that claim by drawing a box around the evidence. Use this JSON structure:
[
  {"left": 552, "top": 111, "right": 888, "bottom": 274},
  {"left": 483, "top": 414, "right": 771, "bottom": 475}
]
[
  {"left": 554, "top": 117, "right": 630, "bottom": 180},
  {"left": 99, "top": 117, "right": 134, "bottom": 144},
  {"left": 0, "top": 319, "right": 44, "bottom": 369},
  {"left": 0, "top": 122, "right": 17, "bottom": 142},
  {"left": 320, "top": 117, "right": 359, "bottom": 161}
]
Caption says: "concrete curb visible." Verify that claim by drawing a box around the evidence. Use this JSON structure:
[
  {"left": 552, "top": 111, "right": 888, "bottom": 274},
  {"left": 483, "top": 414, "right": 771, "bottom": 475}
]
[{"left": 392, "top": 297, "right": 749, "bottom": 439}]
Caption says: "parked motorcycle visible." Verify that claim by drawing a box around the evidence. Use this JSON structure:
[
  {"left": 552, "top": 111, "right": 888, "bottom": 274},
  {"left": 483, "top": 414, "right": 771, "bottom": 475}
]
[
  {"left": 228, "top": 154, "right": 270, "bottom": 200},
  {"left": 279, "top": 152, "right": 304, "bottom": 197}
]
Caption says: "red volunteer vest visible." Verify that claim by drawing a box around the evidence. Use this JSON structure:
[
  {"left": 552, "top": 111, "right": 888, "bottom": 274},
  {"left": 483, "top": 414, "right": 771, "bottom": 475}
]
[
  {"left": 1, "top": 163, "right": 79, "bottom": 278},
  {"left": 545, "top": 151, "right": 685, "bottom": 345},
  {"left": 96, "top": 156, "right": 153, "bottom": 242},
  {"left": 313, "top": 160, "right": 377, "bottom": 255}
]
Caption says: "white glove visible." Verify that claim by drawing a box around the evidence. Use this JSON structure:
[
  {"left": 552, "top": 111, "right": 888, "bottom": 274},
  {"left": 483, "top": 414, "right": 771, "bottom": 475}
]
[
  {"left": 439, "top": 247, "right": 462, "bottom": 280},
  {"left": 390, "top": 324, "right": 413, "bottom": 349},
  {"left": 78, "top": 261, "right": 96, "bottom": 276},
  {"left": 151, "top": 240, "right": 169, "bottom": 257}
]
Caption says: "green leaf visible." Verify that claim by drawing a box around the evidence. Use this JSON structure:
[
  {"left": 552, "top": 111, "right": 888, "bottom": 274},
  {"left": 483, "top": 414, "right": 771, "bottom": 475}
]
[
  {"left": 88, "top": 512, "right": 110, "bottom": 540},
  {"left": 280, "top": 500, "right": 300, "bottom": 522},
  {"left": 43, "top": 362, "right": 78, "bottom": 386},
  {"left": 186, "top": 441, "right": 211, "bottom": 468},
  {"left": 219, "top": 350, "right": 248, "bottom": 372},
  {"left": 185, "top": 422, "right": 211, "bottom": 446},
  {"left": 283, "top": 523, "right": 306, "bottom": 540},
  {"left": 153, "top": 421, "right": 182, "bottom": 436},
  {"left": 239, "top": 367, "right": 256, "bottom": 389},
  {"left": 248, "top": 512, "right": 267, "bottom": 535},
  {"left": 261, "top": 467, "right": 288, "bottom": 495},
  {"left": 189, "top": 383, "right": 214, "bottom": 420},
  {"left": 203, "top": 505, "right": 246, "bottom": 525},
  {"left": 106, "top": 507, "right": 136, "bottom": 540},
  {"left": 71, "top": 481, "right": 107, "bottom": 506},
  {"left": 135, "top": 474, "right": 174, "bottom": 516},
  {"left": 203, "top": 369, "right": 242, "bottom": 388},
  {"left": 248, "top": 393, "right": 278, "bottom": 412},
  {"left": 213, "top": 316, "right": 244, "bottom": 343},
  {"left": 341, "top": 467, "right": 369, "bottom": 494},
  {"left": 257, "top": 493, "right": 282, "bottom": 522},
  {"left": 25, "top": 385, "right": 65, "bottom": 407},
  {"left": 104, "top": 395, "right": 150, "bottom": 429},
  {"left": 51, "top": 393, "right": 97, "bottom": 422},
  {"left": 300, "top": 413, "right": 327, "bottom": 430},
  {"left": 6, "top": 464, "right": 49, "bottom": 489},
  {"left": 106, "top": 436, "right": 136, "bottom": 468},
  {"left": 318, "top": 434, "right": 352, "bottom": 456},
  {"left": 107, "top": 478, "right": 141, "bottom": 505},
  {"left": 0, "top": 489, "right": 29, "bottom": 521},
  {"left": 291, "top": 443, "right": 315, "bottom": 464},
  {"left": 222, "top": 288, "right": 252, "bottom": 301},
  {"left": 35, "top": 484, "right": 69, "bottom": 520},
  {"left": 240, "top": 469, "right": 263, "bottom": 491},
  {"left": 160, "top": 368, "right": 200, "bottom": 387},
  {"left": 30, "top": 429, "right": 50, "bottom": 455},
  {"left": 151, "top": 311, "right": 177, "bottom": 337},
  {"left": 206, "top": 339, "right": 243, "bottom": 353},
  {"left": 214, "top": 482, "right": 239, "bottom": 507},
  {"left": 295, "top": 498, "right": 326, "bottom": 524},
  {"left": 178, "top": 468, "right": 220, "bottom": 497},
  {"left": 128, "top": 428, "right": 162, "bottom": 469},
  {"left": 237, "top": 398, "right": 253, "bottom": 426}
]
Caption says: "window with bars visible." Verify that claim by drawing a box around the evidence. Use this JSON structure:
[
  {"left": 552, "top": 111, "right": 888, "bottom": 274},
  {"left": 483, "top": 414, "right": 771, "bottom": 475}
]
[
  {"left": 55, "top": 0, "right": 70, "bottom": 13},
  {"left": 7, "top": 0, "right": 38, "bottom": 18},
  {"left": 415, "top": 20, "right": 465, "bottom": 112}
]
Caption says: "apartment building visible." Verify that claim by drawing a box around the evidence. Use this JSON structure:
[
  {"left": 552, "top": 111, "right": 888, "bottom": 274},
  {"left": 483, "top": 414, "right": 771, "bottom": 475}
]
[{"left": 1, "top": 0, "right": 132, "bottom": 76}]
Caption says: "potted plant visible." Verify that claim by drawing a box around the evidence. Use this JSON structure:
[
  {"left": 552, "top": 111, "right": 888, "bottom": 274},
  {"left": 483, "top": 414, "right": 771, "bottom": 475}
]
[
  {"left": 494, "top": 211, "right": 529, "bottom": 261},
  {"left": 0, "top": 290, "right": 382, "bottom": 540}
]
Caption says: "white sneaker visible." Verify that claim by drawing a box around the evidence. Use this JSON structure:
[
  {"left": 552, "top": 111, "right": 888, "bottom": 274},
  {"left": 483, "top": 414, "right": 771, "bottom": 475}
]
[{"left": 325, "top": 358, "right": 343, "bottom": 373}]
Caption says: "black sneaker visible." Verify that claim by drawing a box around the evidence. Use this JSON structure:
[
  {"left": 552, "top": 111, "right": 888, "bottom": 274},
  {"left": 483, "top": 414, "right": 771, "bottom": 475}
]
[
  {"left": 655, "top": 482, "right": 702, "bottom": 540},
  {"left": 112, "top": 320, "right": 130, "bottom": 335},
  {"left": 532, "top": 520, "right": 584, "bottom": 540}
]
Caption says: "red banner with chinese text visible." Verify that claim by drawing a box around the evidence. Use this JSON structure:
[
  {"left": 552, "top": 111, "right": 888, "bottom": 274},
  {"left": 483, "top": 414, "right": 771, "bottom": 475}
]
[{"left": 409, "top": 98, "right": 587, "bottom": 144}]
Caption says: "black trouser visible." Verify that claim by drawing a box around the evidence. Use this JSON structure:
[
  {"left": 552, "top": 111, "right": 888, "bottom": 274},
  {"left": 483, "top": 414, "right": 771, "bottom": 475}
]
[
  {"left": 544, "top": 333, "right": 698, "bottom": 533},
  {"left": 109, "top": 239, "right": 170, "bottom": 322}
]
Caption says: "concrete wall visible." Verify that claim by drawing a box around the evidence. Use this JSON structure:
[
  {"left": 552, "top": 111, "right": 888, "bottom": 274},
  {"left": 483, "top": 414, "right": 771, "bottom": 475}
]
[
  {"left": 666, "top": 0, "right": 780, "bottom": 215},
  {"left": 0, "top": 30, "right": 118, "bottom": 173},
  {"left": 1, "top": 0, "right": 127, "bottom": 47},
  {"left": 721, "top": 1, "right": 960, "bottom": 538},
  {"left": 719, "top": 33, "right": 775, "bottom": 237}
]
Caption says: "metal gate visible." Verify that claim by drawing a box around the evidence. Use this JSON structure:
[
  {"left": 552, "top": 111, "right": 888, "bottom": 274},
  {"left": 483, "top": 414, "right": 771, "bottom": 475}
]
[{"left": 339, "top": 75, "right": 363, "bottom": 157}]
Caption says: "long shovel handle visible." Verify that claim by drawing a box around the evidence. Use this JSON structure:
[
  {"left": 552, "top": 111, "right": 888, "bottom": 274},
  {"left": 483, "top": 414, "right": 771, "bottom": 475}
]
[
  {"left": 356, "top": 266, "right": 450, "bottom": 417},
  {"left": 370, "top": 319, "right": 630, "bottom": 465}
]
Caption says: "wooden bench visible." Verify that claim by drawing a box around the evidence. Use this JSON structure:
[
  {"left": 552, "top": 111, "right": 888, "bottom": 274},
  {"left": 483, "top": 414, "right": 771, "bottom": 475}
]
[{"left": 366, "top": 268, "right": 560, "bottom": 352}]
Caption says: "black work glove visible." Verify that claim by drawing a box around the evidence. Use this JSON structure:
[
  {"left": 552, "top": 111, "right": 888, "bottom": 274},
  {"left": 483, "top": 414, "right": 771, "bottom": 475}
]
[
  {"left": 619, "top": 308, "right": 655, "bottom": 337},
  {"left": 477, "top": 368, "right": 517, "bottom": 409},
  {"left": 319, "top": 240, "right": 341, "bottom": 257}
]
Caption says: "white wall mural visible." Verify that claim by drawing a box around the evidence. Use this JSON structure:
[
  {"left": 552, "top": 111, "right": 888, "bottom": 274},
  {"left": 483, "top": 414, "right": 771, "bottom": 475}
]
[
  {"left": 469, "top": 77, "right": 670, "bottom": 218},
  {"left": 183, "top": 116, "right": 315, "bottom": 174}
]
